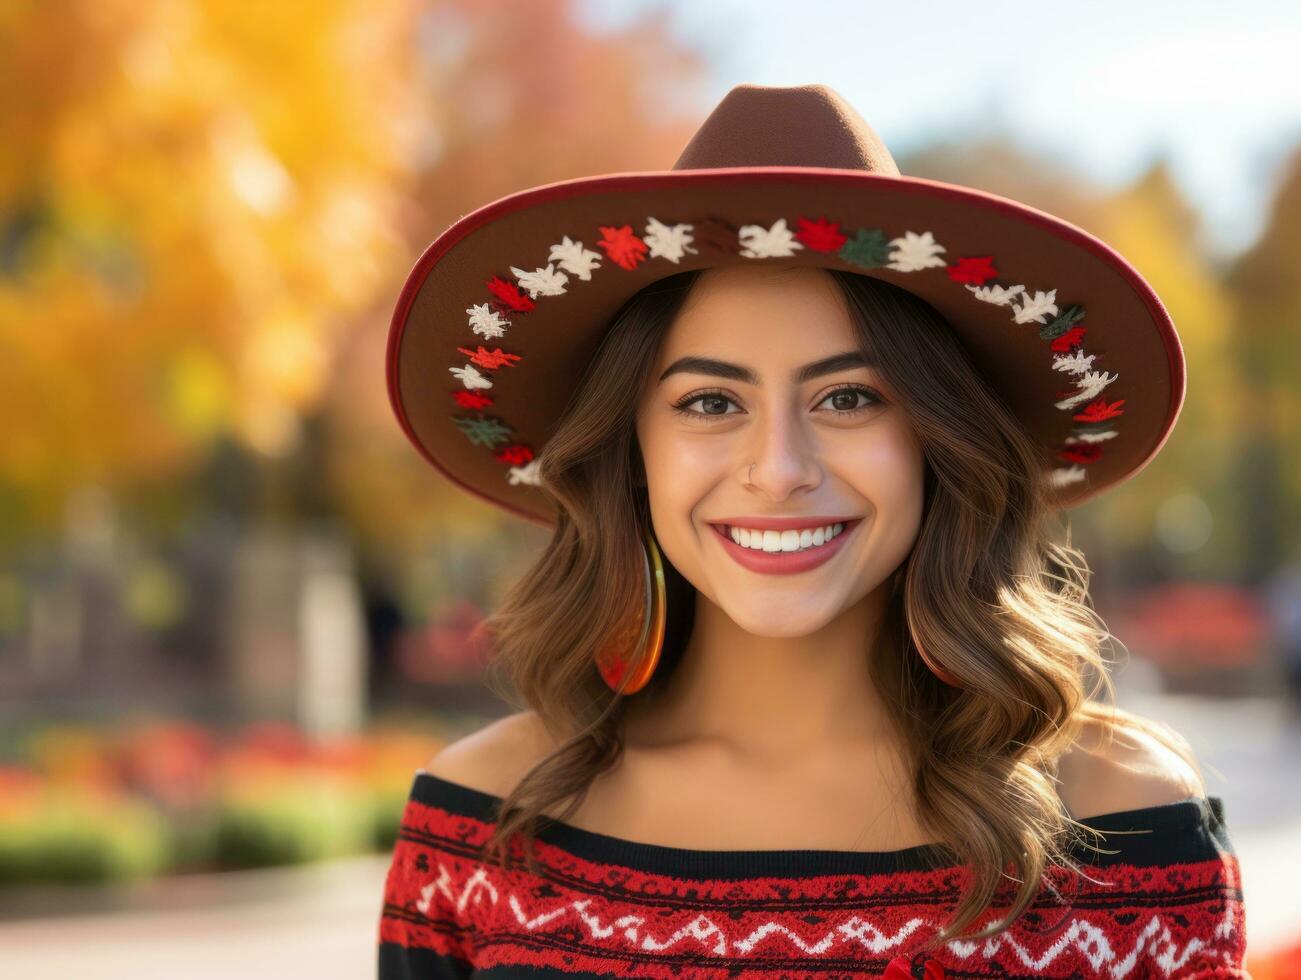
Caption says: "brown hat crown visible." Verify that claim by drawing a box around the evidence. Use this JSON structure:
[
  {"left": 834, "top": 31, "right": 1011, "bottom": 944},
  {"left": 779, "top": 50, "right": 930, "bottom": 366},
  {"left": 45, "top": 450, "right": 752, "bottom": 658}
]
[{"left": 672, "top": 83, "right": 901, "bottom": 175}]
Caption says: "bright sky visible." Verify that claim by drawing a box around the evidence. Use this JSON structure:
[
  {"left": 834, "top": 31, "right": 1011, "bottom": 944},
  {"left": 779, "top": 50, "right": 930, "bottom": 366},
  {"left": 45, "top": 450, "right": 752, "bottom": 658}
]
[{"left": 581, "top": 0, "right": 1301, "bottom": 261}]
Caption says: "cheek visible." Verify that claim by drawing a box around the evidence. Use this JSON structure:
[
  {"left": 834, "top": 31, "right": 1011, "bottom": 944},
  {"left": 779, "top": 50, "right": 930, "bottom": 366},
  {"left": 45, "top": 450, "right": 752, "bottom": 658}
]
[
  {"left": 839, "top": 425, "right": 926, "bottom": 506},
  {"left": 639, "top": 418, "right": 731, "bottom": 480},
  {"left": 637, "top": 421, "right": 729, "bottom": 547}
]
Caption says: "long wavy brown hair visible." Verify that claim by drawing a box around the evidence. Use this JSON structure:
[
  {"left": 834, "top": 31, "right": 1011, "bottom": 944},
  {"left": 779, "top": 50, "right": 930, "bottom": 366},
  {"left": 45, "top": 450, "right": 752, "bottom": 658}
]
[{"left": 470, "top": 265, "right": 1201, "bottom": 944}]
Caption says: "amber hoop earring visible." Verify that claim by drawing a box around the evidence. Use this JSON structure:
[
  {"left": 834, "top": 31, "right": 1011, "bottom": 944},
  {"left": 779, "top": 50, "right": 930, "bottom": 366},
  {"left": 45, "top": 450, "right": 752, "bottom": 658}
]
[{"left": 594, "top": 523, "right": 667, "bottom": 694}]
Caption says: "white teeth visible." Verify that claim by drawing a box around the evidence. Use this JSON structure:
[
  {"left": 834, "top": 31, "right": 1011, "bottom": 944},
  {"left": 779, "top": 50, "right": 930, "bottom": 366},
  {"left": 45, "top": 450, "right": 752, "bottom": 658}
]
[{"left": 728, "top": 522, "right": 847, "bottom": 553}]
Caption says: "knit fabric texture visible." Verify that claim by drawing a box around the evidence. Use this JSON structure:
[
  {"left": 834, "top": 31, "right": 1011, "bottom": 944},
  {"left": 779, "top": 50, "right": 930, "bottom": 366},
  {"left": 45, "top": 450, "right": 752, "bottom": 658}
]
[{"left": 377, "top": 771, "right": 1247, "bottom": 978}]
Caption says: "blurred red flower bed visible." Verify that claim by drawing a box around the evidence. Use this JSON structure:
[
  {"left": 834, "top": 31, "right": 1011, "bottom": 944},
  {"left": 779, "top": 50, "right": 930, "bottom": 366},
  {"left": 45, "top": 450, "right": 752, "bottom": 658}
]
[{"left": 0, "top": 718, "right": 448, "bottom": 886}]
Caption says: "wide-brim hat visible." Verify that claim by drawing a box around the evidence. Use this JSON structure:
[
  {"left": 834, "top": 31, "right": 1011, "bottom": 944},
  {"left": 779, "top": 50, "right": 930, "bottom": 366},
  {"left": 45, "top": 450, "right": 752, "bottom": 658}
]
[{"left": 386, "top": 83, "right": 1185, "bottom": 529}]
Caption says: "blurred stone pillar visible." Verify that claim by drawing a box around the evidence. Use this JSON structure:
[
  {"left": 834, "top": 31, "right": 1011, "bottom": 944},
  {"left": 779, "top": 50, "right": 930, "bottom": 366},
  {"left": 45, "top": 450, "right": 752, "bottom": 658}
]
[{"left": 223, "top": 523, "right": 366, "bottom": 736}]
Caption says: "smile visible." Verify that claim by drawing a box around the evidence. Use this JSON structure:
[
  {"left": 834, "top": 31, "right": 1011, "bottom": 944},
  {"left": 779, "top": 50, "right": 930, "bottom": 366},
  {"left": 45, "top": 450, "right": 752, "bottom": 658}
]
[{"left": 708, "top": 518, "right": 864, "bottom": 575}]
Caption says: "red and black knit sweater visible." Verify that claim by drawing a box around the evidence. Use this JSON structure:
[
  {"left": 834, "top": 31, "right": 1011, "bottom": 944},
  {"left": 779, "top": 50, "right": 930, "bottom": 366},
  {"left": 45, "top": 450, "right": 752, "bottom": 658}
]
[{"left": 377, "top": 770, "right": 1248, "bottom": 978}]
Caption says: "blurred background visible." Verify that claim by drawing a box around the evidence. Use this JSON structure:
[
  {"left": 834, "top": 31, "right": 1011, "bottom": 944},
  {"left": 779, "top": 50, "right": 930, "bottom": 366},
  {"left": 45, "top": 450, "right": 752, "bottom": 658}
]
[{"left": 1, "top": 0, "right": 1299, "bottom": 976}]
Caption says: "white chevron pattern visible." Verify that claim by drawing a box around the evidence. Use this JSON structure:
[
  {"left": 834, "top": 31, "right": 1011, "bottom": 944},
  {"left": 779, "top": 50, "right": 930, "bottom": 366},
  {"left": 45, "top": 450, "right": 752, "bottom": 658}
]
[{"left": 408, "top": 857, "right": 1240, "bottom": 977}]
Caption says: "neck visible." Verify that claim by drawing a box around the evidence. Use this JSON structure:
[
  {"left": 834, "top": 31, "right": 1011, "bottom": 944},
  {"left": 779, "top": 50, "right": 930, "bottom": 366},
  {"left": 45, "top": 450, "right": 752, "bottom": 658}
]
[{"left": 622, "top": 583, "right": 902, "bottom": 765}]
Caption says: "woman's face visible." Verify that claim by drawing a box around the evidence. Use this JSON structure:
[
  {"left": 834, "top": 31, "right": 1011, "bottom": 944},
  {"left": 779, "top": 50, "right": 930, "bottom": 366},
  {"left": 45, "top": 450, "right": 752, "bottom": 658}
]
[{"left": 635, "top": 264, "right": 927, "bottom": 635}]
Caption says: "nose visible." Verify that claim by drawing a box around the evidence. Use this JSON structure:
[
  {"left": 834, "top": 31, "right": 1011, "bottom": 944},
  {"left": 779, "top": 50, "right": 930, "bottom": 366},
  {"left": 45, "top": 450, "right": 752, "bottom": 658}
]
[{"left": 744, "top": 409, "right": 822, "bottom": 499}]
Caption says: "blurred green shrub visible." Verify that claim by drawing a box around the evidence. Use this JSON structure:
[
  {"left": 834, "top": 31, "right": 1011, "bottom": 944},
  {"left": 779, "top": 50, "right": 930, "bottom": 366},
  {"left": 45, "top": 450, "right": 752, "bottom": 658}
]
[
  {"left": 212, "top": 774, "right": 376, "bottom": 869},
  {"left": 0, "top": 788, "right": 168, "bottom": 886}
]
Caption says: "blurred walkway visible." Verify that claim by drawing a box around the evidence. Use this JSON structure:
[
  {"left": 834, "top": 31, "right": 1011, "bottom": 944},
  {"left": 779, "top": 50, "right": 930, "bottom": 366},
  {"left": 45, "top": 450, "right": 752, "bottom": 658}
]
[
  {"left": 0, "top": 855, "right": 391, "bottom": 979},
  {"left": 1, "top": 693, "right": 1297, "bottom": 976}
]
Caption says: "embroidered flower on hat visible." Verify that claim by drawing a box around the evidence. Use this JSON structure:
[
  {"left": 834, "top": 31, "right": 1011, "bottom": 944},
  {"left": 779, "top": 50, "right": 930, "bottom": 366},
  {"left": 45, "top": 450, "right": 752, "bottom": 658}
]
[
  {"left": 1054, "top": 370, "right": 1119, "bottom": 411},
  {"left": 452, "top": 390, "right": 493, "bottom": 410},
  {"left": 597, "top": 225, "right": 650, "bottom": 270},
  {"left": 486, "top": 275, "right": 535, "bottom": 312},
  {"left": 839, "top": 227, "right": 892, "bottom": 268},
  {"left": 738, "top": 217, "right": 804, "bottom": 258},
  {"left": 946, "top": 255, "right": 998, "bottom": 285},
  {"left": 1011, "top": 288, "right": 1059, "bottom": 325},
  {"left": 466, "top": 303, "right": 509, "bottom": 340},
  {"left": 449, "top": 363, "right": 493, "bottom": 391},
  {"left": 548, "top": 235, "right": 603, "bottom": 280},
  {"left": 793, "top": 215, "right": 849, "bottom": 253},
  {"left": 449, "top": 209, "right": 1124, "bottom": 497},
  {"left": 1052, "top": 350, "right": 1096, "bottom": 374},
  {"left": 643, "top": 217, "right": 698, "bottom": 263},
  {"left": 453, "top": 414, "right": 512, "bottom": 448},
  {"left": 510, "top": 263, "right": 569, "bottom": 299},
  {"left": 888, "top": 230, "right": 947, "bottom": 272},
  {"left": 508, "top": 457, "right": 543, "bottom": 486},
  {"left": 967, "top": 282, "right": 1026, "bottom": 305}
]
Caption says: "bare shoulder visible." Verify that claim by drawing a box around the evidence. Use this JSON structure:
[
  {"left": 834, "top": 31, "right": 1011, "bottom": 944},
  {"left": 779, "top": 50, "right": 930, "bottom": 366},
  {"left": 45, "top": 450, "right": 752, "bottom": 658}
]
[
  {"left": 1057, "top": 712, "right": 1206, "bottom": 820},
  {"left": 424, "top": 709, "right": 556, "bottom": 798}
]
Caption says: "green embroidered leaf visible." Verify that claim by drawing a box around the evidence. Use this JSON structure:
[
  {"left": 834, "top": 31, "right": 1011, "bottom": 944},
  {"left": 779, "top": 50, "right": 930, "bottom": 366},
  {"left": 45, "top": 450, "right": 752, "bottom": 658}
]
[
  {"left": 1039, "top": 304, "right": 1086, "bottom": 341},
  {"left": 453, "top": 413, "right": 513, "bottom": 447},
  {"left": 838, "top": 228, "right": 891, "bottom": 269}
]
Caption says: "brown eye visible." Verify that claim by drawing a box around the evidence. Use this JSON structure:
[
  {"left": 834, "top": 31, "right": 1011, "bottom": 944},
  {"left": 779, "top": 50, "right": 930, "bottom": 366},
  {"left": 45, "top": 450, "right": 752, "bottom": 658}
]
[
  {"left": 670, "top": 388, "right": 742, "bottom": 423},
  {"left": 816, "top": 386, "right": 882, "bottom": 415}
]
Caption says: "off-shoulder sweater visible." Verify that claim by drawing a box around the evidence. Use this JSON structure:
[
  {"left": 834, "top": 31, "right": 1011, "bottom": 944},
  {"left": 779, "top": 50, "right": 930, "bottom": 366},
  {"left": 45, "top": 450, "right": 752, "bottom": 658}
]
[{"left": 377, "top": 770, "right": 1248, "bottom": 979}]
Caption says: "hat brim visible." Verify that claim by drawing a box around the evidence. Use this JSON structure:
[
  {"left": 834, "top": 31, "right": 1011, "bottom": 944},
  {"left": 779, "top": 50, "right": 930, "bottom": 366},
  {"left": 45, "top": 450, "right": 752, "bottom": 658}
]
[{"left": 388, "top": 166, "right": 1184, "bottom": 528}]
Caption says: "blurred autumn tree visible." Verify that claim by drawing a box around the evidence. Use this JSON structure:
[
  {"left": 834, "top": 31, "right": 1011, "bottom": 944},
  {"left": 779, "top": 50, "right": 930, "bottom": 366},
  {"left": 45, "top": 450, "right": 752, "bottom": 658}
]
[
  {"left": 0, "top": 0, "right": 418, "bottom": 538},
  {"left": 0, "top": 0, "right": 705, "bottom": 556},
  {"left": 1223, "top": 147, "right": 1301, "bottom": 581}
]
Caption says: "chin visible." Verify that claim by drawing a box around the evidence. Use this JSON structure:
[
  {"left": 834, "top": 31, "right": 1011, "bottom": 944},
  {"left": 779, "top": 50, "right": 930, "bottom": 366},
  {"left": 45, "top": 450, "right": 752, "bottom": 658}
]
[{"left": 717, "top": 593, "right": 848, "bottom": 637}]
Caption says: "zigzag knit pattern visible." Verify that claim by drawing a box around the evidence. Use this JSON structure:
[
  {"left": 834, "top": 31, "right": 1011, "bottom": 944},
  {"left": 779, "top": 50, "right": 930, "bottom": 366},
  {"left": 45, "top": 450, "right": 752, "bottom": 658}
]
[{"left": 377, "top": 771, "right": 1248, "bottom": 978}]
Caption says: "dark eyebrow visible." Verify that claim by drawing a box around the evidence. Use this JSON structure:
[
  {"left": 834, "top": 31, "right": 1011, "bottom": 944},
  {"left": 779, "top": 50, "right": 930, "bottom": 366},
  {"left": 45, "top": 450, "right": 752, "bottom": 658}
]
[{"left": 657, "top": 350, "right": 875, "bottom": 387}]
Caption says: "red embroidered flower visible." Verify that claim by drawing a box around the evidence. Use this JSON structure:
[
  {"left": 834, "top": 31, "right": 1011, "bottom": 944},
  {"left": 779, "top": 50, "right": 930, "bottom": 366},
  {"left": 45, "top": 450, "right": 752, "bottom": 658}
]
[
  {"left": 486, "top": 275, "right": 535, "bottom": 312},
  {"left": 1051, "top": 325, "right": 1088, "bottom": 352},
  {"left": 1059, "top": 443, "right": 1103, "bottom": 464},
  {"left": 794, "top": 215, "right": 849, "bottom": 252},
  {"left": 1074, "top": 398, "right": 1126, "bottom": 423},
  {"left": 946, "top": 256, "right": 998, "bottom": 285},
  {"left": 597, "top": 225, "right": 649, "bottom": 270},
  {"left": 452, "top": 390, "right": 493, "bottom": 409},
  {"left": 457, "top": 346, "right": 522, "bottom": 370},
  {"left": 494, "top": 444, "right": 535, "bottom": 465}
]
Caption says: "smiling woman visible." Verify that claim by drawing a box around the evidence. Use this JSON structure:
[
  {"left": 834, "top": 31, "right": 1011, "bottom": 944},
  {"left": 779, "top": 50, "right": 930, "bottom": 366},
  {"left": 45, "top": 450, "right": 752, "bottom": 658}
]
[
  {"left": 380, "top": 263, "right": 1243, "bottom": 978},
  {"left": 378, "top": 83, "right": 1245, "bottom": 979}
]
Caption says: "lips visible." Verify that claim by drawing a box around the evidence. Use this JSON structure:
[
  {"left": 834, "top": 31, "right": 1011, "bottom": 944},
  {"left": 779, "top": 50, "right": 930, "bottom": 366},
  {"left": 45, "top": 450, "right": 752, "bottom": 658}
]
[
  {"left": 709, "top": 515, "right": 861, "bottom": 531},
  {"left": 709, "top": 518, "right": 863, "bottom": 576}
]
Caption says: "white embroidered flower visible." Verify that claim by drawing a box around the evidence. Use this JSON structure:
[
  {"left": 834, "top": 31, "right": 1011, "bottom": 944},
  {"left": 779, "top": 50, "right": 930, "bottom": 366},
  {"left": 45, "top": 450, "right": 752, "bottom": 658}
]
[
  {"left": 966, "top": 283, "right": 1025, "bottom": 305},
  {"left": 1052, "top": 350, "right": 1096, "bottom": 375},
  {"left": 510, "top": 263, "right": 568, "bottom": 299},
  {"left": 1054, "top": 369, "right": 1119, "bottom": 411},
  {"left": 508, "top": 458, "right": 543, "bottom": 486},
  {"left": 466, "top": 303, "right": 509, "bottom": 340},
  {"left": 886, "top": 230, "right": 947, "bottom": 272},
  {"left": 644, "top": 217, "right": 697, "bottom": 263},
  {"left": 737, "top": 218, "right": 804, "bottom": 258},
  {"left": 1049, "top": 465, "right": 1087, "bottom": 487},
  {"left": 1011, "top": 288, "right": 1059, "bottom": 324},
  {"left": 449, "top": 363, "right": 492, "bottom": 390},
  {"left": 1065, "top": 430, "right": 1118, "bottom": 443},
  {"left": 547, "top": 236, "right": 602, "bottom": 280}
]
